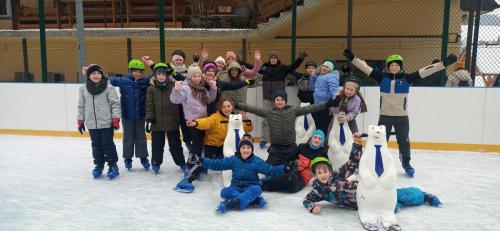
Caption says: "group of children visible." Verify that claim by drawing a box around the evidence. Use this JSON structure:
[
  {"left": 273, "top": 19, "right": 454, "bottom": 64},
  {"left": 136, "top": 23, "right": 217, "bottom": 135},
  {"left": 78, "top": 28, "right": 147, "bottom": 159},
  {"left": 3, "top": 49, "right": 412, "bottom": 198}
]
[{"left": 77, "top": 48, "right": 456, "bottom": 216}]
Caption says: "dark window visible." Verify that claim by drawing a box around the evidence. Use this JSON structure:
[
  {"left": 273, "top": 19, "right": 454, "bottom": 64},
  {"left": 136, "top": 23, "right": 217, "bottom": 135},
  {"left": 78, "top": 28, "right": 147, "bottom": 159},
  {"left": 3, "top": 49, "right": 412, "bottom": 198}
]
[{"left": 0, "top": 0, "right": 7, "bottom": 16}]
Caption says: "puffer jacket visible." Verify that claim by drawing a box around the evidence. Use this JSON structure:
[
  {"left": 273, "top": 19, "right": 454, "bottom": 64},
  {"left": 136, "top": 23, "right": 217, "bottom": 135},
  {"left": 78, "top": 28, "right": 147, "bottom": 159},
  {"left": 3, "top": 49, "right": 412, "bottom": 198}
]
[
  {"left": 201, "top": 154, "right": 285, "bottom": 188},
  {"left": 220, "top": 62, "right": 250, "bottom": 108},
  {"left": 236, "top": 102, "right": 327, "bottom": 145},
  {"left": 311, "top": 71, "right": 340, "bottom": 103},
  {"left": 259, "top": 57, "right": 304, "bottom": 100},
  {"left": 145, "top": 78, "right": 180, "bottom": 131},
  {"left": 170, "top": 80, "right": 217, "bottom": 120},
  {"left": 296, "top": 143, "right": 329, "bottom": 184},
  {"left": 195, "top": 111, "right": 253, "bottom": 147},
  {"left": 109, "top": 74, "right": 150, "bottom": 119},
  {"left": 77, "top": 84, "right": 121, "bottom": 129}
]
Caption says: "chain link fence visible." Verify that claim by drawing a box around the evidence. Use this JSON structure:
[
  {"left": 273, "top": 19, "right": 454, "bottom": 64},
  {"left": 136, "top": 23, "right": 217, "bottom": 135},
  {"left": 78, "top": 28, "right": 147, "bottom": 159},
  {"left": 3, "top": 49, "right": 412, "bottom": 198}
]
[{"left": 0, "top": 0, "right": 498, "bottom": 86}]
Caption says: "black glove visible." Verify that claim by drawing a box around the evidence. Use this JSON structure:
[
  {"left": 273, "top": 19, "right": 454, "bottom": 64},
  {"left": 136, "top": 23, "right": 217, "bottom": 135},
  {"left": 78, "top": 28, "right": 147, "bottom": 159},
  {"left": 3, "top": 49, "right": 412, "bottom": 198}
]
[
  {"left": 145, "top": 122, "right": 152, "bottom": 133},
  {"left": 165, "top": 64, "right": 175, "bottom": 76},
  {"left": 343, "top": 49, "right": 355, "bottom": 61},
  {"left": 285, "top": 160, "right": 298, "bottom": 174},
  {"left": 245, "top": 79, "right": 255, "bottom": 86},
  {"left": 442, "top": 54, "right": 458, "bottom": 67},
  {"left": 193, "top": 53, "right": 200, "bottom": 63},
  {"left": 326, "top": 95, "right": 341, "bottom": 107},
  {"left": 299, "top": 51, "right": 308, "bottom": 60}
]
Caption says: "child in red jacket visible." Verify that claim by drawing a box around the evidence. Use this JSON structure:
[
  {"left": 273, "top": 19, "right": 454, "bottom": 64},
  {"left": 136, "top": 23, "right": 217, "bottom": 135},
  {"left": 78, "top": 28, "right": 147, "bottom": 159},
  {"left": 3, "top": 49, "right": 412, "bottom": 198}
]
[{"left": 297, "top": 130, "right": 329, "bottom": 186}]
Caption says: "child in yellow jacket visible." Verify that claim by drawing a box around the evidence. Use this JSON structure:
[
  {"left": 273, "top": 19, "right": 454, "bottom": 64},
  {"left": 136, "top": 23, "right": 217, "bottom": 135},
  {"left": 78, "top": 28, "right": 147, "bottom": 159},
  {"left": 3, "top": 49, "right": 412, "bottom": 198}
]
[{"left": 187, "top": 98, "right": 253, "bottom": 159}]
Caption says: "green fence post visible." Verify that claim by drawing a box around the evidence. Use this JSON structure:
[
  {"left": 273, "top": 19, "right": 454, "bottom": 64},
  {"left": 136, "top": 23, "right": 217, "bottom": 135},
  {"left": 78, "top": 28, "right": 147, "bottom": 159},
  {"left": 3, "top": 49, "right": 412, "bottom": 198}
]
[
  {"left": 158, "top": 0, "right": 166, "bottom": 63},
  {"left": 38, "top": 0, "right": 48, "bottom": 83},
  {"left": 440, "top": 0, "right": 451, "bottom": 85},
  {"left": 291, "top": 0, "right": 297, "bottom": 63}
]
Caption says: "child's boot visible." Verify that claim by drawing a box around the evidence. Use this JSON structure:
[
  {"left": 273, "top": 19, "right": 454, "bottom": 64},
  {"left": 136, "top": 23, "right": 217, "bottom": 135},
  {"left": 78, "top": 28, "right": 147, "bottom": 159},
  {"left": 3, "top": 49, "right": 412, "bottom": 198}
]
[
  {"left": 402, "top": 160, "right": 415, "bottom": 177},
  {"left": 424, "top": 192, "right": 442, "bottom": 206},
  {"left": 152, "top": 165, "right": 160, "bottom": 174},
  {"left": 92, "top": 164, "right": 104, "bottom": 178},
  {"left": 107, "top": 164, "right": 120, "bottom": 180},
  {"left": 124, "top": 158, "right": 132, "bottom": 170},
  {"left": 140, "top": 157, "right": 150, "bottom": 170},
  {"left": 250, "top": 196, "right": 267, "bottom": 208},
  {"left": 180, "top": 164, "right": 190, "bottom": 176},
  {"left": 216, "top": 198, "right": 240, "bottom": 214}
]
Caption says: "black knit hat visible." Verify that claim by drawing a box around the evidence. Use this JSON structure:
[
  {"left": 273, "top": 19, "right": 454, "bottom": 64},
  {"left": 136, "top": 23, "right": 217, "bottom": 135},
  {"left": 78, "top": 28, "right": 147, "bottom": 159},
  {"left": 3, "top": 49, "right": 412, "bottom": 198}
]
[
  {"left": 86, "top": 64, "right": 105, "bottom": 78},
  {"left": 272, "top": 90, "right": 288, "bottom": 103},
  {"left": 239, "top": 137, "right": 254, "bottom": 152},
  {"left": 171, "top": 49, "right": 186, "bottom": 60}
]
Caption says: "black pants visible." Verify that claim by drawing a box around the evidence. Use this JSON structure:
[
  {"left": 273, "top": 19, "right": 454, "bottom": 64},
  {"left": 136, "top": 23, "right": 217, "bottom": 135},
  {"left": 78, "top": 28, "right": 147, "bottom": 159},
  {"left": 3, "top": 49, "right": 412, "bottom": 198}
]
[
  {"left": 203, "top": 145, "right": 224, "bottom": 159},
  {"left": 179, "top": 106, "right": 191, "bottom": 143},
  {"left": 151, "top": 130, "right": 185, "bottom": 167},
  {"left": 378, "top": 115, "right": 411, "bottom": 162},
  {"left": 189, "top": 127, "right": 205, "bottom": 157},
  {"left": 89, "top": 127, "right": 118, "bottom": 167},
  {"left": 262, "top": 143, "right": 304, "bottom": 193},
  {"left": 312, "top": 108, "right": 332, "bottom": 135}
]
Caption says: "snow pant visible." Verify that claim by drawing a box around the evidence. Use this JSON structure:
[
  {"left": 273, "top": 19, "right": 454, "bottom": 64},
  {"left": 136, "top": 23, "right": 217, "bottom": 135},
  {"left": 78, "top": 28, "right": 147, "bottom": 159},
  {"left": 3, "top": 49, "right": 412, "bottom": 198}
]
[
  {"left": 151, "top": 130, "right": 185, "bottom": 167},
  {"left": 260, "top": 99, "right": 273, "bottom": 142},
  {"left": 179, "top": 105, "right": 191, "bottom": 143},
  {"left": 396, "top": 187, "right": 425, "bottom": 210},
  {"left": 122, "top": 117, "right": 148, "bottom": 159},
  {"left": 188, "top": 127, "right": 206, "bottom": 175},
  {"left": 220, "top": 185, "right": 262, "bottom": 210},
  {"left": 378, "top": 115, "right": 411, "bottom": 162},
  {"left": 312, "top": 108, "right": 332, "bottom": 135},
  {"left": 263, "top": 143, "right": 305, "bottom": 193},
  {"left": 203, "top": 145, "right": 224, "bottom": 159},
  {"left": 89, "top": 127, "right": 118, "bottom": 167}
]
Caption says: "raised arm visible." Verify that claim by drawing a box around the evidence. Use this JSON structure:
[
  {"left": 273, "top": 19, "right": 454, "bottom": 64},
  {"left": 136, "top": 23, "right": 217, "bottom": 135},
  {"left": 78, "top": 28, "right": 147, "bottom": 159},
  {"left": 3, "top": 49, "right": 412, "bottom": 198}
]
[
  {"left": 201, "top": 157, "right": 232, "bottom": 171},
  {"left": 235, "top": 102, "right": 267, "bottom": 118},
  {"left": 194, "top": 114, "right": 218, "bottom": 131},
  {"left": 406, "top": 54, "right": 458, "bottom": 84},
  {"left": 285, "top": 51, "right": 307, "bottom": 73},
  {"left": 295, "top": 103, "right": 327, "bottom": 117},
  {"left": 169, "top": 81, "right": 186, "bottom": 104},
  {"left": 343, "top": 49, "right": 384, "bottom": 82},
  {"left": 242, "top": 50, "right": 262, "bottom": 78}
]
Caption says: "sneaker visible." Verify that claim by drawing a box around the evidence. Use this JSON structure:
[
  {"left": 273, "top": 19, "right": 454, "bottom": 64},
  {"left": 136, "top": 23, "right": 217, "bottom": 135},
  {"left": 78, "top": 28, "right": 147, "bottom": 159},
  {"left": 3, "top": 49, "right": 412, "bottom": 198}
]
[
  {"left": 106, "top": 164, "right": 120, "bottom": 180},
  {"left": 140, "top": 158, "right": 150, "bottom": 170},
  {"left": 402, "top": 161, "right": 415, "bottom": 177},
  {"left": 259, "top": 140, "right": 266, "bottom": 149},
  {"left": 216, "top": 199, "right": 240, "bottom": 214},
  {"left": 152, "top": 165, "right": 160, "bottom": 174},
  {"left": 124, "top": 158, "right": 132, "bottom": 170},
  {"left": 424, "top": 192, "right": 442, "bottom": 206}
]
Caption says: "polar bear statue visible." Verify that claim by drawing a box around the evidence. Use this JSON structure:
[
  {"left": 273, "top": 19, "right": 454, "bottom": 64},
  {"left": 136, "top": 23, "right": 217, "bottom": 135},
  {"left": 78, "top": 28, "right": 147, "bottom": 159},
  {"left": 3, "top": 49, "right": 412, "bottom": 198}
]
[{"left": 327, "top": 111, "right": 354, "bottom": 171}]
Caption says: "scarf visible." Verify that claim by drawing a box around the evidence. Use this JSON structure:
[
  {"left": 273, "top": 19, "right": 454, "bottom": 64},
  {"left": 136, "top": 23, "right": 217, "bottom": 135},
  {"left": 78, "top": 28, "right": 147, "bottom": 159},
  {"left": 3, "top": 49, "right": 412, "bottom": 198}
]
[
  {"left": 188, "top": 78, "right": 210, "bottom": 104},
  {"left": 86, "top": 77, "right": 108, "bottom": 95}
]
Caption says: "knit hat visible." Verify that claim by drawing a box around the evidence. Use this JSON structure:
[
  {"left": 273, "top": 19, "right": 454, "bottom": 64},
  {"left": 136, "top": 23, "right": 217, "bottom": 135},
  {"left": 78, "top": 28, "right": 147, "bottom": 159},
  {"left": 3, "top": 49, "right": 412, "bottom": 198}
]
[
  {"left": 239, "top": 137, "right": 254, "bottom": 152},
  {"left": 269, "top": 51, "right": 279, "bottom": 59},
  {"left": 171, "top": 49, "right": 186, "bottom": 61},
  {"left": 86, "top": 64, "right": 105, "bottom": 78},
  {"left": 203, "top": 62, "right": 217, "bottom": 73},
  {"left": 214, "top": 56, "right": 226, "bottom": 64},
  {"left": 322, "top": 59, "right": 336, "bottom": 72},
  {"left": 187, "top": 66, "right": 202, "bottom": 79},
  {"left": 304, "top": 61, "right": 317, "bottom": 68},
  {"left": 272, "top": 90, "right": 288, "bottom": 103},
  {"left": 309, "top": 130, "right": 325, "bottom": 150},
  {"left": 225, "top": 51, "right": 237, "bottom": 61}
]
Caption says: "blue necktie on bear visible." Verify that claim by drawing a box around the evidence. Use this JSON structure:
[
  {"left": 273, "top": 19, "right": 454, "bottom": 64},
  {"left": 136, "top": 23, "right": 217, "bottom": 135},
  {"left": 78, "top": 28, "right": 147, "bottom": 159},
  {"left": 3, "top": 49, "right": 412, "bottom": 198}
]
[
  {"left": 234, "top": 129, "right": 240, "bottom": 150},
  {"left": 374, "top": 144, "right": 384, "bottom": 177},
  {"left": 339, "top": 123, "right": 346, "bottom": 145}
]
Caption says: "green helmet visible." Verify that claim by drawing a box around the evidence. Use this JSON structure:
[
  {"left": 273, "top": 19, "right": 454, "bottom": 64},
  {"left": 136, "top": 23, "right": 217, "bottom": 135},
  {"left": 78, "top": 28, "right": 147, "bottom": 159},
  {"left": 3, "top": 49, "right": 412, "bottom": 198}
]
[
  {"left": 385, "top": 54, "right": 404, "bottom": 67},
  {"left": 153, "top": 62, "right": 168, "bottom": 71},
  {"left": 310, "top": 157, "right": 332, "bottom": 174},
  {"left": 128, "top": 59, "right": 145, "bottom": 70},
  {"left": 153, "top": 62, "right": 175, "bottom": 76}
]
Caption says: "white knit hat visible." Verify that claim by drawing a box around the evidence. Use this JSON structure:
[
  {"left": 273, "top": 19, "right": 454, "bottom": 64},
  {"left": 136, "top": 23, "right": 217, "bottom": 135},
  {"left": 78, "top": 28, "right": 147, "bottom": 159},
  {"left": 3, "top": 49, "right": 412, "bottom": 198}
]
[
  {"left": 187, "top": 66, "right": 202, "bottom": 78},
  {"left": 214, "top": 56, "right": 226, "bottom": 64}
]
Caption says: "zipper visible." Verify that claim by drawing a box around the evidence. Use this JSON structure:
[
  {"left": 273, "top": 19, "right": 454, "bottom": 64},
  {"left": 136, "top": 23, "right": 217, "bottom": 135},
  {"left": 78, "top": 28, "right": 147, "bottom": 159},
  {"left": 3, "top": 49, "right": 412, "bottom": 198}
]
[{"left": 92, "top": 95, "right": 98, "bottom": 128}]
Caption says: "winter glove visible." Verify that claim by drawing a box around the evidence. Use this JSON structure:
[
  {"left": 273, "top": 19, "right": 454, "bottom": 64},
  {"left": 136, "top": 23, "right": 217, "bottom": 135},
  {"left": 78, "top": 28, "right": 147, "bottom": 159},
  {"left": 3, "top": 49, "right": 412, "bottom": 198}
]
[
  {"left": 165, "top": 64, "right": 176, "bottom": 76},
  {"left": 77, "top": 120, "right": 85, "bottom": 134},
  {"left": 442, "top": 54, "right": 458, "bottom": 67},
  {"left": 299, "top": 51, "right": 308, "bottom": 60},
  {"left": 285, "top": 160, "right": 299, "bottom": 174},
  {"left": 193, "top": 53, "right": 200, "bottom": 63},
  {"left": 326, "top": 95, "right": 341, "bottom": 107},
  {"left": 112, "top": 118, "right": 120, "bottom": 130},
  {"left": 145, "top": 122, "right": 152, "bottom": 133},
  {"left": 343, "top": 49, "right": 355, "bottom": 61},
  {"left": 245, "top": 79, "right": 255, "bottom": 86},
  {"left": 349, "top": 143, "right": 363, "bottom": 164}
]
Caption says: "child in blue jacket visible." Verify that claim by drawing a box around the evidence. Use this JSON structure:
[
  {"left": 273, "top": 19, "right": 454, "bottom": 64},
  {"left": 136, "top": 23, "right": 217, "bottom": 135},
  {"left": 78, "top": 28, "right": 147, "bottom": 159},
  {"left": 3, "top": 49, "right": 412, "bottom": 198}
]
[
  {"left": 108, "top": 59, "right": 151, "bottom": 170},
  {"left": 196, "top": 135, "right": 294, "bottom": 214}
]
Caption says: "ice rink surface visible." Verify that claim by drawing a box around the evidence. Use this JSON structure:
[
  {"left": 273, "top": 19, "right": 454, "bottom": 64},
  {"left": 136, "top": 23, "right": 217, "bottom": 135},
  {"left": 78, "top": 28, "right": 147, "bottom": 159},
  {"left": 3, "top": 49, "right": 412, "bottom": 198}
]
[{"left": 1, "top": 135, "right": 499, "bottom": 231}]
